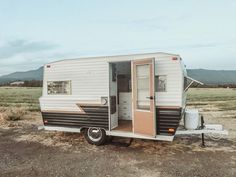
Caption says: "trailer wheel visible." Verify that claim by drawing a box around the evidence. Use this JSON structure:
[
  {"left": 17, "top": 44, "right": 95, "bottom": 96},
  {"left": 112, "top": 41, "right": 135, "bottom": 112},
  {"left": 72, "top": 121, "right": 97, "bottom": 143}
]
[{"left": 84, "top": 127, "right": 106, "bottom": 146}]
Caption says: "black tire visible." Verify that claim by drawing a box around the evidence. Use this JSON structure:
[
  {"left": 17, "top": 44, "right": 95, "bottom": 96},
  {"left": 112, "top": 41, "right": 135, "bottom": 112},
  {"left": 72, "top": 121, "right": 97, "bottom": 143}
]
[
  {"left": 106, "top": 136, "right": 113, "bottom": 143},
  {"left": 84, "top": 127, "right": 107, "bottom": 146}
]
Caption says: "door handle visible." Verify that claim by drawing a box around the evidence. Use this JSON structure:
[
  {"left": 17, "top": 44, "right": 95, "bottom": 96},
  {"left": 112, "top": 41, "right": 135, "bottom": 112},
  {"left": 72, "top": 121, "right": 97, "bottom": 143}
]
[{"left": 146, "top": 96, "right": 154, "bottom": 100}]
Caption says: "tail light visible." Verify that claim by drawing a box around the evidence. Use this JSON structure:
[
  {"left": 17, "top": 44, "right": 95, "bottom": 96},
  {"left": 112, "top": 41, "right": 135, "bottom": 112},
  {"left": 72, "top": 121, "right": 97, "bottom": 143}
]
[
  {"left": 168, "top": 128, "right": 175, "bottom": 133},
  {"left": 172, "top": 57, "right": 178, "bottom": 60}
]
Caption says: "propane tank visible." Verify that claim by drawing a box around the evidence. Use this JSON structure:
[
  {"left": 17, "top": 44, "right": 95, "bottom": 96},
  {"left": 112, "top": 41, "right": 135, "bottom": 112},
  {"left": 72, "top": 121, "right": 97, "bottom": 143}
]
[{"left": 184, "top": 109, "right": 199, "bottom": 130}]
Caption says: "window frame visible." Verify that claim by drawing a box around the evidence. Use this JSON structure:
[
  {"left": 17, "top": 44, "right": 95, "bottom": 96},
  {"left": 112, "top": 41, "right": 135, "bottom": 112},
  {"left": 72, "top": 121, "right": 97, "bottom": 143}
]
[
  {"left": 47, "top": 80, "right": 72, "bottom": 95},
  {"left": 155, "top": 75, "right": 167, "bottom": 92},
  {"left": 136, "top": 64, "right": 151, "bottom": 110}
]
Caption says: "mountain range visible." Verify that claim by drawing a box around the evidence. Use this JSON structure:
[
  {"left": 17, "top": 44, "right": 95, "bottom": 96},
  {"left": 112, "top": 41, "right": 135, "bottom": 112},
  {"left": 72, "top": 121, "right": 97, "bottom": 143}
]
[
  {"left": 0, "top": 67, "right": 236, "bottom": 85},
  {"left": 187, "top": 69, "right": 236, "bottom": 85},
  {"left": 0, "top": 67, "right": 43, "bottom": 84}
]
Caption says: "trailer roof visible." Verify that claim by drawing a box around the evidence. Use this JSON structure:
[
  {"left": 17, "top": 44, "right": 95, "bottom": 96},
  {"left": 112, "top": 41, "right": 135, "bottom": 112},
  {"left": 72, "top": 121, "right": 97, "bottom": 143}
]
[{"left": 46, "top": 52, "right": 180, "bottom": 65}]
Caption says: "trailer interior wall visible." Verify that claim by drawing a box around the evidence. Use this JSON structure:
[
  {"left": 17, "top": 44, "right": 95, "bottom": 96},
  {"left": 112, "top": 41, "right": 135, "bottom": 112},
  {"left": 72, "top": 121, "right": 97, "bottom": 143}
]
[{"left": 109, "top": 61, "right": 132, "bottom": 131}]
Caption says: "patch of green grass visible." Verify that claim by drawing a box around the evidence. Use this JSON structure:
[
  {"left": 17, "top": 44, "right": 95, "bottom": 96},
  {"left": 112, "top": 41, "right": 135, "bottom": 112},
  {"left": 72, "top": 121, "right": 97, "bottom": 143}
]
[
  {"left": 0, "top": 87, "right": 235, "bottom": 112},
  {"left": 187, "top": 88, "right": 236, "bottom": 102},
  {"left": 0, "top": 87, "right": 42, "bottom": 111},
  {"left": 187, "top": 88, "right": 236, "bottom": 111}
]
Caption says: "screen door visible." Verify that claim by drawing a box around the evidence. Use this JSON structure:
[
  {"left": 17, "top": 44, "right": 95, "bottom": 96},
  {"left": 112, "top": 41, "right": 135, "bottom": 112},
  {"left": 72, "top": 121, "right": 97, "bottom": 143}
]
[{"left": 132, "top": 58, "right": 155, "bottom": 137}]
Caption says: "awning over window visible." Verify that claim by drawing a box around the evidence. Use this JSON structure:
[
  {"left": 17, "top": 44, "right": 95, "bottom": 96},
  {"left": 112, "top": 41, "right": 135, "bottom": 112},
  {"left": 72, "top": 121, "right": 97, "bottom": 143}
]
[{"left": 184, "top": 76, "right": 204, "bottom": 92}]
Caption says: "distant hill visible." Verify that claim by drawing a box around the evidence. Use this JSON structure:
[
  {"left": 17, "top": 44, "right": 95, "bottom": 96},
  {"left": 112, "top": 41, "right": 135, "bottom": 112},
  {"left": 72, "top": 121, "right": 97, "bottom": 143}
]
[
  {"left": 0, "top": 67, "right": 43, "bottom": 84},
  {"left": 187, "top": 69, "right": 236, "bottom": 85},
  {"left": 0, "top": 67, "right": 236, "bottom": 85}
]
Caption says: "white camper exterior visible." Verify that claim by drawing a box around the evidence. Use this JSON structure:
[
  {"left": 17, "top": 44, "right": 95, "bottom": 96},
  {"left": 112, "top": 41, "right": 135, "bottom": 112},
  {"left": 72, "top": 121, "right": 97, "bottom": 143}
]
[{"left": 40, "top": 52, "right": 189, "bottom": 145}]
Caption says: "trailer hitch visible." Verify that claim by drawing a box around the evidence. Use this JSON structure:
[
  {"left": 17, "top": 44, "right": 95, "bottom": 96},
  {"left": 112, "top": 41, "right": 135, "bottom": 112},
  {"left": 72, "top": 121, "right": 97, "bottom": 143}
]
[{"left": 200, "top": 115, "right": 205, "bottom": 147}]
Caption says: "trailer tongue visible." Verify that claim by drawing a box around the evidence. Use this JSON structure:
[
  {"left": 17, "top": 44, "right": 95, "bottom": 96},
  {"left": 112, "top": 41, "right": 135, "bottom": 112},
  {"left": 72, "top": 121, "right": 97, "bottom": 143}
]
[
  {"left": 176, "top": 124, "right": 228, "bottom": 136},
  {"left": 176, "top": 114, "right": 228, "bottom": 147}
]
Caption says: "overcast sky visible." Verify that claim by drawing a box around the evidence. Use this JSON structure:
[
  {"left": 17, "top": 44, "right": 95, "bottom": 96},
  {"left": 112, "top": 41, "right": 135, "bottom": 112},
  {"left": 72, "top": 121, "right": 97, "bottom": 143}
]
[{"left": 0, "top": 0, "right": 236, "bottom": 76}]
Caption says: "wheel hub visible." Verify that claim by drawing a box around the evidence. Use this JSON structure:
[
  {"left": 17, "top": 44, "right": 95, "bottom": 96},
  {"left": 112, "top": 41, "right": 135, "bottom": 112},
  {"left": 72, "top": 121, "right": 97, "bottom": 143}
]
[{"left": 88, "top": 128, "right": 102, "bottom": 142}]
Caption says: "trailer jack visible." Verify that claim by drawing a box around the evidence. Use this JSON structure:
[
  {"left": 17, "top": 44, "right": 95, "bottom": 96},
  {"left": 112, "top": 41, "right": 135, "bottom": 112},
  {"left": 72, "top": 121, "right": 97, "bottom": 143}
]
[{"left": 201, "top": 115, "right": 205, "bottom": 147}]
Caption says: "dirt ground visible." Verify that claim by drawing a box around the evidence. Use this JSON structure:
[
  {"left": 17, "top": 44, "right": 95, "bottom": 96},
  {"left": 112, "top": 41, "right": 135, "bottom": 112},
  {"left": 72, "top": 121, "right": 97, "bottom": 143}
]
[{"left": 0, "top": 109, "right": 236, "bottom": 177}]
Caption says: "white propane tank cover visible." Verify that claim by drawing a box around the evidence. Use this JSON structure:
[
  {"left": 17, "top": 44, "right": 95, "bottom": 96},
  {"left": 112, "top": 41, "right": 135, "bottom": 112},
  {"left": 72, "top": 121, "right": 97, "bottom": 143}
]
[{"left": 184, "top": 109, "right": 199, "bottom": 130}]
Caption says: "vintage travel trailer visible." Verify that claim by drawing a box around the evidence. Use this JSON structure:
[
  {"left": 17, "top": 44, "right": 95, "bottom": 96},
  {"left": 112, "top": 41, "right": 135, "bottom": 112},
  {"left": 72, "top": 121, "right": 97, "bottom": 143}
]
[{"left": 39, "top": 52, "right": 208, "bottom": 145}]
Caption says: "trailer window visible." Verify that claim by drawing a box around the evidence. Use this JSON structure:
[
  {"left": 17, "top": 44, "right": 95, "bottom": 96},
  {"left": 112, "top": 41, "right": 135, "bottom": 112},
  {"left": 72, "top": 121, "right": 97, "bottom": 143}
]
[
  {"left": 155, "top": 75, "right": 167, "bottom": 92},
  {"left": 47, "top": 81, "right": 71, "bottom": 95}
]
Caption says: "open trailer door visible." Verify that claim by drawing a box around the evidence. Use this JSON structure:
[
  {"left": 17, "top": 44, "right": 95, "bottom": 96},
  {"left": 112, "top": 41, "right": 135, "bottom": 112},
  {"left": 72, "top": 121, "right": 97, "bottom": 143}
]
[{"left": 132, "top": 58, "right": 156, "bottom": 137}]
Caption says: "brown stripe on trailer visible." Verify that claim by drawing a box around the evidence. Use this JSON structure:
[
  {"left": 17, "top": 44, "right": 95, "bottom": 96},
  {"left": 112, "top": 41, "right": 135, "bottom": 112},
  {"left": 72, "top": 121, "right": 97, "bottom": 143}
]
[
  {"left": 41, "top": 105, "right": 109, "bottom": 130},
  {"left": 156, "top": 107, "right": 183, "bottom": 136}
]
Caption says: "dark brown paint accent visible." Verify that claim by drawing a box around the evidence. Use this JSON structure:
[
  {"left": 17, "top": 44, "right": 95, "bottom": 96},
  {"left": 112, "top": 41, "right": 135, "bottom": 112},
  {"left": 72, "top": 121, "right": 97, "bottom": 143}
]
[
  {"left": 42, "top": 105, "right": 109, "bottom": 129},
  {"left": 156, "top": 107, "right": 182, "bottom": 135}
]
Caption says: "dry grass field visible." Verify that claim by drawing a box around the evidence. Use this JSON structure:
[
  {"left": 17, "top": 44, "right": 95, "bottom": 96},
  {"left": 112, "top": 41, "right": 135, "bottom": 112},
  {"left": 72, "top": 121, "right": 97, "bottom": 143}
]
[
  {"left": 0, "top": 87, "right": 42, "bottom": 111},
  {"left": 0, "top": 87, "right": 236, "bottom": 177},
  {"left": 187, "top": 88, "right": 236, "bottom": 139},
  {"left": 0, "top": 86, "right": 235, "bottom": 112},
  {"left": 187, "top": 88, "right": 236, "bottom": 111}
]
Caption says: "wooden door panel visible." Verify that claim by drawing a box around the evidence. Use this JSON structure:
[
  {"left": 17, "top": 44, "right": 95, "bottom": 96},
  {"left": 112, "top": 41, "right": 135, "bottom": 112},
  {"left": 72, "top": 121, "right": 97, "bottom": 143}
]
[{"left": 132, "top": 58, "right": 155, "bottom": 137}]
